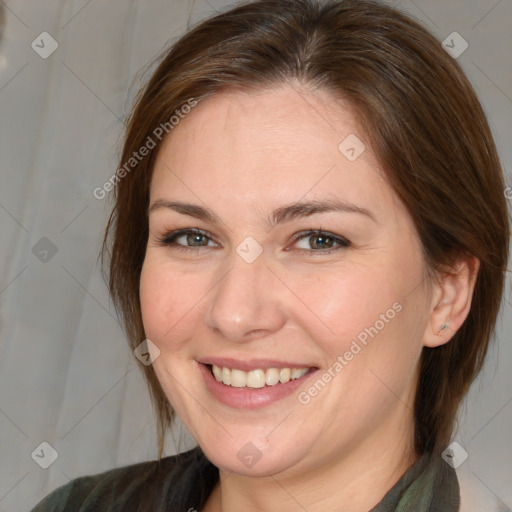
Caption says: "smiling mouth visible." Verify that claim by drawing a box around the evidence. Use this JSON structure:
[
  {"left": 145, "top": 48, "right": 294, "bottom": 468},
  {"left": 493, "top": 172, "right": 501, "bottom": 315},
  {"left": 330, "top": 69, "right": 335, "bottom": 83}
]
[{"left": 207, "top": 363, "right": 315, "bottom": 388}]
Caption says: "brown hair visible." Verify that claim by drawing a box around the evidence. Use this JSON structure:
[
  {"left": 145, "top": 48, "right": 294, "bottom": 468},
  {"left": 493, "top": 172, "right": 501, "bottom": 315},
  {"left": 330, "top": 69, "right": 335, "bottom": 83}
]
[{"left": 101, "top": 0, "right": 510, "bottom": 457}]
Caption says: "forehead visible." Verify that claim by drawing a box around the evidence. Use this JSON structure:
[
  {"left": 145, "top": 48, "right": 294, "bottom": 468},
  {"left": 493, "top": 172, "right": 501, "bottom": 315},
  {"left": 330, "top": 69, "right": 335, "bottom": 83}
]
[{"left": 150, "top": 86, "right": 394, "bottom": 216}]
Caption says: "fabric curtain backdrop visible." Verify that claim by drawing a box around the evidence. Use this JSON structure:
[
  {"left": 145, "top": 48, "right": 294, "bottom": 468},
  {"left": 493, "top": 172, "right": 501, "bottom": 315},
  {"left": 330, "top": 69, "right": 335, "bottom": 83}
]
[{"left": 0, "top": 1, "right": 510, "bottom": 510}]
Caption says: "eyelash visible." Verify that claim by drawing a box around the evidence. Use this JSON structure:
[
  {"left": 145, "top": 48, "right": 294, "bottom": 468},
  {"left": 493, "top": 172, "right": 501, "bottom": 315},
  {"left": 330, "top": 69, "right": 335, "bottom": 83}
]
[{"left": 155, "top": 228, "right": 351, "bottom": 255}]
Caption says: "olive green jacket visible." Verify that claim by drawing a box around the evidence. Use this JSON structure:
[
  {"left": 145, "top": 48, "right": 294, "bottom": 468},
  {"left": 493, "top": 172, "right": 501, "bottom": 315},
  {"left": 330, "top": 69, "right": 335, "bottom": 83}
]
[{"left": 31, "top": 446, "right": 459, "bottom": 511}]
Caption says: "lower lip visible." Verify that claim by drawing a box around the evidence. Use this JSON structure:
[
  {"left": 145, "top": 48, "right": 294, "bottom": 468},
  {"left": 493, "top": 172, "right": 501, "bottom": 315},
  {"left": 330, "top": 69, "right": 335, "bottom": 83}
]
[{"left": 199, "top": 363, "right": 318, "bottom": 409}]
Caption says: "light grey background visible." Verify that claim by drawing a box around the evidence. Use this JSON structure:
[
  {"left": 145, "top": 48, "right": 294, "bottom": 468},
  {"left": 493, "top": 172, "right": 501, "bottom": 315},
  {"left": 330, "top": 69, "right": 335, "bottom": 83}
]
[{"left": 0, "top": 0, "right": 510, "bottom": 510}]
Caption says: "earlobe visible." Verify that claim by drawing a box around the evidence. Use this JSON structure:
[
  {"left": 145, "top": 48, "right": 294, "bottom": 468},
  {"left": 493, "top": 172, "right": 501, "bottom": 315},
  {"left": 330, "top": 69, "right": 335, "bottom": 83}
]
[{"left": 423, "top": 256, "right": 480, "bottom": 348}]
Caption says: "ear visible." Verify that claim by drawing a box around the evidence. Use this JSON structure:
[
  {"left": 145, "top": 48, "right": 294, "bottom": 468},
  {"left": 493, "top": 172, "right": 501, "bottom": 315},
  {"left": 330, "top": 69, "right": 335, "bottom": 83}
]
[{"left": 423, "top": 255, "right": 480, "bottom": 348}]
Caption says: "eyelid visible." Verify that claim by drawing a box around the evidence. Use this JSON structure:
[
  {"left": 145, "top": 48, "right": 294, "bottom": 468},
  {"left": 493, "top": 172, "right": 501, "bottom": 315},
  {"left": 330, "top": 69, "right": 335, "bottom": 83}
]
[{"left": 290, "top": 229, "right": 349, "bottom": 244}]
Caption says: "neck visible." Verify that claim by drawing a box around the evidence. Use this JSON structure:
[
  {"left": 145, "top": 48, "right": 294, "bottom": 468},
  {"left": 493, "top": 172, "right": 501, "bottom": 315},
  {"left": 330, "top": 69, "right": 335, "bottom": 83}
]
[{"left": 203, "top": 414, "right": 418, "bottom": 512}]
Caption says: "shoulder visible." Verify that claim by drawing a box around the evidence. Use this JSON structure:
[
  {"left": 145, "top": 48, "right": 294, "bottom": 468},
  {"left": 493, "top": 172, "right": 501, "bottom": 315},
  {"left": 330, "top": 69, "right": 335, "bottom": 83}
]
[{"left": 31, "top": 446, "right": 216, "bottom": 512}]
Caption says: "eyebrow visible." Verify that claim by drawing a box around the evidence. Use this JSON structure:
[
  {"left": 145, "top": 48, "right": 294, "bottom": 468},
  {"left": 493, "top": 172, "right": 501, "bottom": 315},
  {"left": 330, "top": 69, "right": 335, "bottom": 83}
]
[{"left": 148, "top": 198, "right": 376, "bottom": 228}]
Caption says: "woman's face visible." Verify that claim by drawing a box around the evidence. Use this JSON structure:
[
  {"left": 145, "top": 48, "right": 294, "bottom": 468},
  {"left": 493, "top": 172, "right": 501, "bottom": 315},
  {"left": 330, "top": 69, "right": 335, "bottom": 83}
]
[{"left": 140, "top": 86, "right": 433, "bottom": 477}]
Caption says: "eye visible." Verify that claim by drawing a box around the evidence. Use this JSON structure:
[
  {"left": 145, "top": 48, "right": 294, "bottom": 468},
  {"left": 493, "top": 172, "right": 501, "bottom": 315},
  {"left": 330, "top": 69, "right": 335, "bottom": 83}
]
[
  {"left": 156, "top": 228, "right": 217, "bottom": 250},
  {"left": 290, "top": 230, "right": 350, "bottom": 254},
  {"left": 155, "top": 228, "right": 350, "bottom": 254}
]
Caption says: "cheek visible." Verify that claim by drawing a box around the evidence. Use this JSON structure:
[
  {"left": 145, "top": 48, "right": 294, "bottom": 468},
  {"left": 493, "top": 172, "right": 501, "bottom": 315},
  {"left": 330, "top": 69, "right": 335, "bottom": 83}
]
[
  {"left": 288, "top": 265, "right": 398, "bottom": 350},
  {"left": 139, "top": 258, "right": 209, "bottom": 349},
  {"left": 289, "top": 254, "right": 424, "bottom": 377},
  {"left": 293, "top": 265, "right": 423, "bottom": 417}
]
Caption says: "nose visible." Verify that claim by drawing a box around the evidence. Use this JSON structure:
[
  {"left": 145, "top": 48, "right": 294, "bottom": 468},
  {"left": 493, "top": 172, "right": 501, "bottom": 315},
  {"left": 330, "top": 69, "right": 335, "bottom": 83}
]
[{"left": 204, "top": 250, "right": 287, "bottom": 343}]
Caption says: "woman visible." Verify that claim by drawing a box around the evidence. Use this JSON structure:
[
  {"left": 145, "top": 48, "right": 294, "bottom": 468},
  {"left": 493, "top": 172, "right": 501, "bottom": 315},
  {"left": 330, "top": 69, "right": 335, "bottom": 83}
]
[{"left": 32, "top": 0, "right": 509, "bottom": 510}]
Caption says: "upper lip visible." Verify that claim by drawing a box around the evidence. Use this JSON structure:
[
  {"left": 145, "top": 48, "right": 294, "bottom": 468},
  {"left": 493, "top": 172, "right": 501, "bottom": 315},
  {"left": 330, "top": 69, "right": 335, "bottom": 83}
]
[{"left": 198, "top": 357, "right": 317, "bottom": 372}]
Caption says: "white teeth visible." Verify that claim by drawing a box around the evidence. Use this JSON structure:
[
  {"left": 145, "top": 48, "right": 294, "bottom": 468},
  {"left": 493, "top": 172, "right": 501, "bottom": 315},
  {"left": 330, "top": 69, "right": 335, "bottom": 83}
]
[
  {"left": 211, "top": 364, "right": 310, "bottom": 388},
  {"left": 279, "top": 368, "right": 291, "bottom": 383},
  {"left": 246, "top": 369, "right": 266, "bottom": 388},
  {"left": 265, "top": 368, "right": 280, "bottom": 386},
  {"left": 230, "top": 369, "right": 247, "bottom": 388},
  {"left": 291, "top": 368, "right": 309, "bottom": 379},
  {"left": 212, "top": 365, "right": 223, "bottom": 381},
  {"left": 222, "top": 367, "right": 231, "bottom": 385}
]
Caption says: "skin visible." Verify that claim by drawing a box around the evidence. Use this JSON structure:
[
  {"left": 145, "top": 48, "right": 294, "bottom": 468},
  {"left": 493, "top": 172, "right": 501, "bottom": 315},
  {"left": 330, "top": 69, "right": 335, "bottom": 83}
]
[{"left": 139, "top": 85, "right": 478, "bottom": 512}]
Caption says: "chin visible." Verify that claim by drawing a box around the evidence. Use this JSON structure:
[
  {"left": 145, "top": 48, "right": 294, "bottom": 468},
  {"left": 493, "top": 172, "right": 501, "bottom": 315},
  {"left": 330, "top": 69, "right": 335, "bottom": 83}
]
[{"left": 197, "top": 430, "right": 314, "bottom": 478}]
